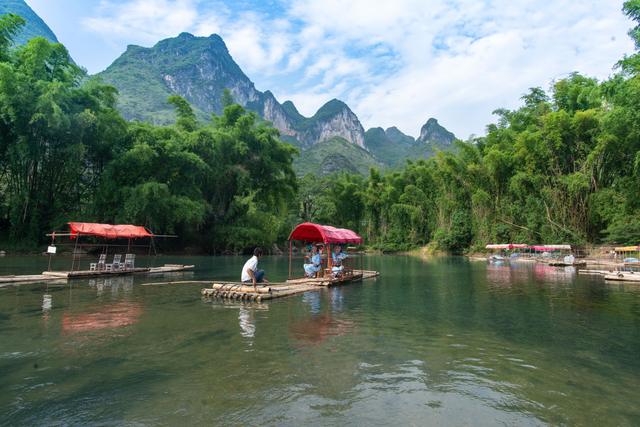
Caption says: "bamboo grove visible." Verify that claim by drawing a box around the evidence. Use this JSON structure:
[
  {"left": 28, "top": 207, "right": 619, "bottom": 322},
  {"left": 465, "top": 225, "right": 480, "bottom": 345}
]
[
  {"left": 295, "top": 1, "right": 640, "bottom": 253},
  {"left": 2, "top": 2, "right": 640, "bottom": 254},
  {"left": 0, "top": 14, "right": 297, "bottom": 252}
]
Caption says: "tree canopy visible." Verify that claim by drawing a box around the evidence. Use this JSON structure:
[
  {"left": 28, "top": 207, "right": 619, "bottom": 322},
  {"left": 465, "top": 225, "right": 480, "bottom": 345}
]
[
  {"left": 0, "top": 22, "right": 297, "bottom": 252},
  {"left": 1, "top": 5, "right": 640, "bottom": 254}
]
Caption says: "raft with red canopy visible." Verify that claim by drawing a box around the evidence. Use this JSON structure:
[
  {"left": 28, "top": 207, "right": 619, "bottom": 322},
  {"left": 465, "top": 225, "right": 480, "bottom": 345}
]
[
  {"left": 485, "top": 244, "right": 529, "bottom": 250},
  {"left": 287, "top": 222, "right": 365, "bottom": 280},
  {"left": 201, "top": 223, "right": 378, "bottom": 301},
  {"left": 43, "top": 222, "right": 190, "bottom": 277}
]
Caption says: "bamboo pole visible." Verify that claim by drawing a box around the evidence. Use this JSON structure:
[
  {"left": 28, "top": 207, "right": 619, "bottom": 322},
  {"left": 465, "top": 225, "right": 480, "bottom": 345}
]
[
  {"left": 288, "top": 240, "right": 292, "bottom": 280},
  {"left": 144, "top": 280, "right": 212, "bottom": 286}
]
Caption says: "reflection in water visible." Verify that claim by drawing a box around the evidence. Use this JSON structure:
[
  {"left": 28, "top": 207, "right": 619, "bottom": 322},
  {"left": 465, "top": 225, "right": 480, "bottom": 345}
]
[
  {"left": 486, "top": 263, "right": 529, "bottom": 287},
  {"left": 88, "top": 276, "right": 134, "bottom": 296},
  {"left": 302, "top": 289, "right": 345, "bottom": 314},
  {"left": 533, "top": 264, "right": 576, "bottom": 284},
  {"left": 487, "top": 262, "right": 577, "bottom": 287},
  {"left": 329, "top": 287, "right": 344, "bottom": 312},
  {"left": 302, "top": 291, "right": 321, "bottom": 314},
  {"left": 61, "top": 302, "right": 143, "bottom": 334},
  {"left": 41, "top": 293, "right": 52, "bottom": 326},
  {"left": 2, "top": 255, "right": 640, "bottom": 426},
  {"left": 42, "top": 294, "right": 52, "bottom": 312},
  {"left": 486, "top": 263, "right": 514, "bottom": 286},
  {"left": 605, "top": 281, "right": 640, "bottom": 293},
  {"left": 289, "top": 314, "right": 354, "bottom": 346},
  {"left": 238, "top": 307, "right": 256, "bottom": 341}
]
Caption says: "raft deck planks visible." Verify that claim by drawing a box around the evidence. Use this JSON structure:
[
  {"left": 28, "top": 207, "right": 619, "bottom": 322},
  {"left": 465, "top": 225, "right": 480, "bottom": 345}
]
[
  {"left": 41, "top": 264, "right": 194, "bottom": 279},
  {"left": 0, "top": 274, "right": 68, "bottom": 286},
  {"left": 202, "top": 269, "right": 380, "bottom": 302}
]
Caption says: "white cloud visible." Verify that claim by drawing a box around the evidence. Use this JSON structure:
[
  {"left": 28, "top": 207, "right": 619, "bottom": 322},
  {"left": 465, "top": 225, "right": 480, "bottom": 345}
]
[
  {"left": 83, "top": 0, "right": 199, "bottom": 43},
  {"left": 81, "top": 0, "right": 635, "bottom": 138},
  {"left": 278, "top": 0, "right": 635, "bottom": 138}
]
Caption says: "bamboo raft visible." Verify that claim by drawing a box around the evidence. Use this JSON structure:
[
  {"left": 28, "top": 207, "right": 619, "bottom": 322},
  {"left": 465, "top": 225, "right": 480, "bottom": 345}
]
[
  {"left": 0, "top": 264, "right": 195, "bottom": 285},
  {"left": 0, "top": 274, "right": 68, "bottom": 286},
  {"left": 41, "top": 264, "right": 194, "bottom": 279},
  {"left": 578, "top": 269, "right": 613, "bottom": 276},
  {"left": 202, "top": 269, "right": 380, "bottom": 302},
  {"left": 604, "top": 271, "right": 640, "bottom": 282}
]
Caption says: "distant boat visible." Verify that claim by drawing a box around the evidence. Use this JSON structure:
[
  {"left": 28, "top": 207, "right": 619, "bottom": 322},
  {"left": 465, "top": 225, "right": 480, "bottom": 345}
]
[{"left": 485, "top": 243, "right": 528, "bottom": 264}]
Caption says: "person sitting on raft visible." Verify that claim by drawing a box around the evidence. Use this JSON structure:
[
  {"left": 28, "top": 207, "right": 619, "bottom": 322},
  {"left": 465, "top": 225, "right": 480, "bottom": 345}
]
[
  {"left": 331, "top": 245, "right": 348, "bottom": 277},
  {"left": 241, "top": 247, "right": 268, "bottom": 289},
  {"left": 304, "top": 245, "right": 322, "bottom": 278}
]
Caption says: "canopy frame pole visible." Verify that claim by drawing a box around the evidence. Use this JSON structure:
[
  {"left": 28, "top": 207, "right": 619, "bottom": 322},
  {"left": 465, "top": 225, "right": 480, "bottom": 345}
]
[
  {"left": 288, "top": 240, "right": 292, "bottom": 279},
  {"left": 47, "top": 232, "right": 55, "bottom": 272},
  {"left": 71, "top": 235, "right": 80, "bottom": 271},
  {"left": 147, "top": 236, "right": 157, "bottom": 268}
]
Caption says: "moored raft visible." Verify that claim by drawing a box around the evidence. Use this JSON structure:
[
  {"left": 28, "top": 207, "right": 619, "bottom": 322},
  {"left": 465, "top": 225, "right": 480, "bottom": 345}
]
[
  {"left": 604, "top": 271, "right": 640, "bottom": 282},
  {"left": 41, "top": 264, "right": 194, "bottom": 279},
  {"left": 201, "top": 269, "right": 380, "bottom": 301},
  {"left": 0, "top": 274, "right": 68, "bottom": 286}
]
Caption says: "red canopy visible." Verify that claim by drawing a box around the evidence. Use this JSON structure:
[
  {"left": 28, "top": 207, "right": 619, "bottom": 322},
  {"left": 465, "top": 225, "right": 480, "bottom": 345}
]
[
  {"left": 288, "top": 222, "right": 363, "bottom": 244},
  {"left": 68, "top": 222, "right": 153, "bottom": 239},
  {"left": 532, "top": 245, "right": 571, "bottom": 251},
  {"left": 485, "top": 244, "right": 529, "bottom": 250}
]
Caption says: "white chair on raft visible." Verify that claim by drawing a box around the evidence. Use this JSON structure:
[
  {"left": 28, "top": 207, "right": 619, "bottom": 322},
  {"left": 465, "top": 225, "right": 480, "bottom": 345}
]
[
  {"left": 106, "top": 254, "right": 122, "bottom": 272},
  {"left": 90, "top": 254, "right": 107, "bottom": 271},
  {"left": 124, "top": 253, "right": 135, "bottom": 270}
]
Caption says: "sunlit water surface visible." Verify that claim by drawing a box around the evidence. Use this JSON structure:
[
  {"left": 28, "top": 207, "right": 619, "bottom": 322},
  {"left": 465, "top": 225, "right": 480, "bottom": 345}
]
[{"left": 1, "top": 255, "right": 639, "bottom": 426}]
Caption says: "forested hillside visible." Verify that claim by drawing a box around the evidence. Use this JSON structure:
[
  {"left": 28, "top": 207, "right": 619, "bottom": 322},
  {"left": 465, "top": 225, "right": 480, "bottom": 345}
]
[
  {"left": 0, "top": 0, "right": 57, "bottom": 45},
  {"left": 1, "top": 1, "right": 640, "bottom": 254},
  {"left": 298, "top": 1, "right": 640, "bottom": 252},
  {"left": 0, "top": 14, "right": 296, "bottom": 252}
]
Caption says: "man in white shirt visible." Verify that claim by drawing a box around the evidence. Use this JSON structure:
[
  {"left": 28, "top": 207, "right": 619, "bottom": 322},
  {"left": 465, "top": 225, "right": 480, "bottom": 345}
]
[{"left": 241, "top": 247, "right": 267, "bottom": 289}]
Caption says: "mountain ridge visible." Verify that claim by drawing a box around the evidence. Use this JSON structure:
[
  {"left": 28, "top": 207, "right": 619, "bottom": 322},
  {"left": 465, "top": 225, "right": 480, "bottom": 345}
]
[
  {"left": 97, "top": 33, "right": 368, "bottom": 149},
  {"left": 97, "top": 31, "right": 457, "bottom": 173},
  {"left": 0, "top": 0, "right": 458, "bottom": 176},
  {"left": 0, "top": 0, "right": 58, "bottom": 46}
]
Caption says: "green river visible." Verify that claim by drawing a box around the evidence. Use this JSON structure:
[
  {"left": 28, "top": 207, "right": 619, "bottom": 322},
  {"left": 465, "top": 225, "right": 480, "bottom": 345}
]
[{"left": 1, "top": 255, "right": 639, "bottom": 426}]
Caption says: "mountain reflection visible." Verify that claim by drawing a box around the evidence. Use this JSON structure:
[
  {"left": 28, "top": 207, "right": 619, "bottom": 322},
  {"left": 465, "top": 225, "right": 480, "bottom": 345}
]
[{"left": 62, "top": 302, "right": 143, "bottom": 334}]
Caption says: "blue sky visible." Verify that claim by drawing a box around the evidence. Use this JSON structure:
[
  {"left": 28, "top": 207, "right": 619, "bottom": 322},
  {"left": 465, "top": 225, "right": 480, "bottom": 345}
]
[{"left": 27, "top": 0, "right": 635, "bottom": 138}]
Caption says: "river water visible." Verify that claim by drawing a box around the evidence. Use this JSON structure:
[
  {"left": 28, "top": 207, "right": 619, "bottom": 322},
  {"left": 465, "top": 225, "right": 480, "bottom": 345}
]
[{"left": 1, "top": 255, "right": 639, "bottom": 426}]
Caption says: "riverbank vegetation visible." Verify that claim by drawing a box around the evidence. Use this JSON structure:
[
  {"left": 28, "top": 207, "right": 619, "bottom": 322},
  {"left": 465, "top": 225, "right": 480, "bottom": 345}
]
[
  {"left": 294, "top": 1, "right": 640, "bottom": 253},
  {"left": 0, "top": 13, "right": 296, "bottom": 252},
  {"left": 1, "top": 3, "right": 640, "bottom": 254}
]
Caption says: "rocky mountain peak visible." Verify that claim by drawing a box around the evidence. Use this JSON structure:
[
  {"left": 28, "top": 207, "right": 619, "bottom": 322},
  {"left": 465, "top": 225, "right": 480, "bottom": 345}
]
[
  {"left": 314, "top": 98, "right": 348, "bottom": 114},
  {"left": 281, "top": 100, "right": 304, "bottom": 123},
  {"left": 385, "top": 126, "right": 415, "bottom": 144},
  {"left": 306, "top": 99, "right": 365, "bottom": 148},
  {"left": 99, "top": 33, "right": 367, "bottom": 149},
  {"left": 177, "top": 32, "right": 195, "bottom": 39},
  {"left": 417, "top": 118, "right": 456, "bottom": 146}
]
